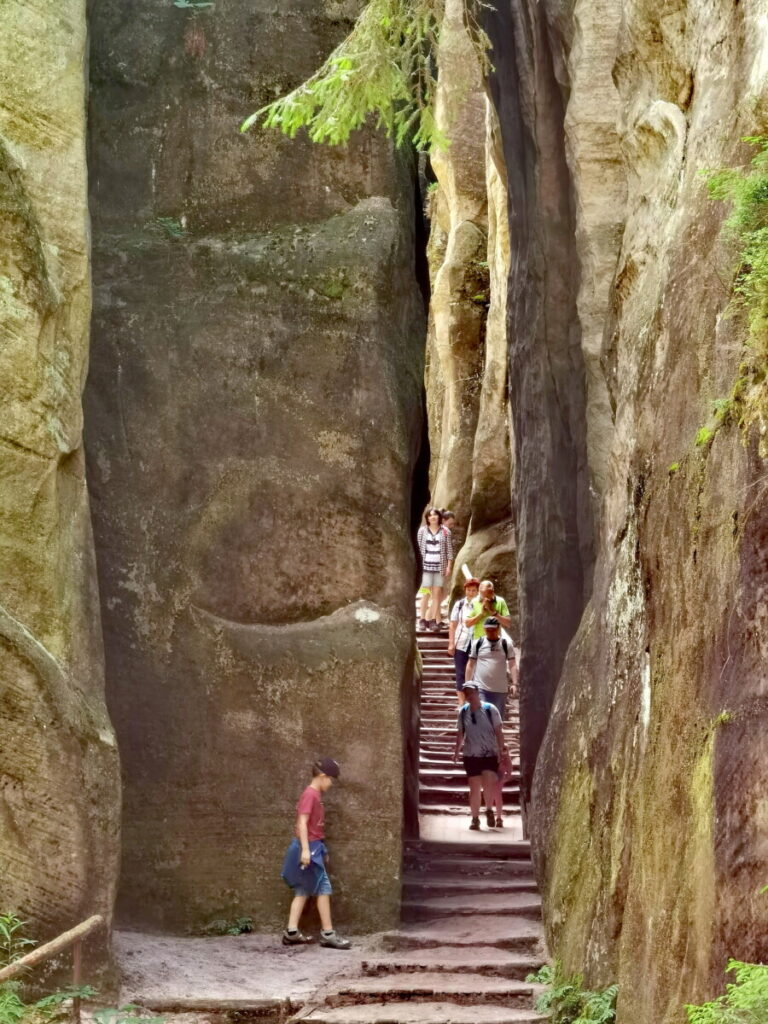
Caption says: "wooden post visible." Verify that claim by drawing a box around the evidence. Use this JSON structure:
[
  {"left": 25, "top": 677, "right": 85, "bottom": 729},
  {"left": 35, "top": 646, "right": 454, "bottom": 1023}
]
[{"left": 72, "top": 939, "right": 82, "bottom": 1024}]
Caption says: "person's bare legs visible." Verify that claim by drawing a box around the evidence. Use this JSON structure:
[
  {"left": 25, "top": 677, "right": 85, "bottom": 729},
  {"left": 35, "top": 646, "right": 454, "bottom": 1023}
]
[
  {"left": 430, "top": 586, "right": 443, "bottom": 625},
  {"left": 316, "top": 894, "right": 333, "bottom": 932},
  {"left": 468, "top": 775, "right": 483, "bottom": 818},
  {"left": 418, "top": 589, "right": 430, "bottom": 622},
  {"left": 481, "top": 770, "right": 499, "bottom": 819},
  {"left": 287, "top": 894, "right": 308, "bottom": 931}
]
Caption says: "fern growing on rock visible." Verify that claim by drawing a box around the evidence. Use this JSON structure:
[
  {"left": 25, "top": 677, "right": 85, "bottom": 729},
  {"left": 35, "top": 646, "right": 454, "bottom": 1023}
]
[
  {"left": 685, "top": 959, "right": 768, "bottom": 1024},
  {"left": 241, "top": 0, "right": 491, "bottom": 151},
  {"left": 705, "top": 135, "right": 768, "bottom": 454}
]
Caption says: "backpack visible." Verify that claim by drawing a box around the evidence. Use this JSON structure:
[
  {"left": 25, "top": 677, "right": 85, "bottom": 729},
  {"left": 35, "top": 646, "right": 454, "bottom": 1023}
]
[
  {"left": 460, "top": 702, "right": 495, "bottom": 731},
  {"left": 471, "top": 636, "right": 509, "bottom": 659}
]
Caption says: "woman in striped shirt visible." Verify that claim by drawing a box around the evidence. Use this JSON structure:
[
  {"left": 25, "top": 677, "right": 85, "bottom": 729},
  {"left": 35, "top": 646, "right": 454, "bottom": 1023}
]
[{"left": 416, "top": 507, "right": 454, "bottom": 632}]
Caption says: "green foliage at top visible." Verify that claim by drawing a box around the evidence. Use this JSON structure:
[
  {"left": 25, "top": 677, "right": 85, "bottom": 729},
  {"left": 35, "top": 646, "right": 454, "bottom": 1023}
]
[
  {"left": 526, "top": 963, "right": 618, "bottom": 1024},
  {"left": 241, "top": 0, "right": 491, "bottom": 152},
  {"left": 0, "top": 916, "right": 35, "bottom": 968},
  {"left": 685, "top": 960, "right": 768, "bottom": 1024},
  {"left": 704, "top": 135, "right": 768, "bottom": 454}
]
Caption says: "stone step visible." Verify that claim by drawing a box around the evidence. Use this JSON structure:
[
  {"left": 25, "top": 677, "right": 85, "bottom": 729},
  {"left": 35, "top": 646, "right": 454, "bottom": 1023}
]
[
  {"left": 294, "top": 1002, "right": 544, "bottom": 1024},
  {"left": 361, "top": 947, "right": 543, "bottom": 980},
  {"left": 402, "top": 875, "right": 538, "bottom": 897},
  {"left": 418, "top": 804, "right": 521, "bottom": 817},
  {"left": 420, "top": 767, "right": 521, "bottom": 782},
  {"left": 405, "top": 839, "right": 531, "bottom": 860},
  {"left": 401, "top": 892, "right": 542, "bottom": 923},
  {"left": 322, "top": 973, "right": 537, "bottom": 1008},
  {"left": 405, "top": 856, "right": 534, "bottom": 877},
  {"left": 382, "top": 915, "right": 543, "bottom": 953},
  {"left": 419, "top": 785, "right": 519, "bottom": 802}
]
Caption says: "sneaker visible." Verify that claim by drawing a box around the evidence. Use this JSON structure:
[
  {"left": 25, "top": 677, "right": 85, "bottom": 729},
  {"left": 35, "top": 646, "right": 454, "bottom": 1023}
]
[
  {"left": 319, "top": 930, "right": 352, "bottom": 950},
  {"left": 418, "top": 618, "right": 428, "bottom": 631},
  {"left": 495, "top": 816, "right": 504, "bottom": 828},
  {"left": 426, "top": 620, "right": 436, "bottom": 631},
  {"left": 485, "top": 808, "right": 495, "bottom": 828},
  {"left": 282, "top": 929, "right": 313, "bottom": 945},
  {"left": 469, "top": 817, "right": 481, "bottom": 831},
  {"left": 431, "top": 620, "right": 443, "bottom": 632}
]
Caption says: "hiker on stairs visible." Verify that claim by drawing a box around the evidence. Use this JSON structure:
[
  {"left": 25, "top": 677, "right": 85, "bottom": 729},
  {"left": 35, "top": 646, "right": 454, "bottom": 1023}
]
[
  {"left": 447, "top": 577, "right": 480, "bottom": 708},
  {"left": 416, "top": 507, "right": 454, "bottom": 632},
  {"left": 465, "top": 617, "right": 518, "bottom": 720},
  {"left": 453, "top": 682, "right": 508, "bottom": 831}
]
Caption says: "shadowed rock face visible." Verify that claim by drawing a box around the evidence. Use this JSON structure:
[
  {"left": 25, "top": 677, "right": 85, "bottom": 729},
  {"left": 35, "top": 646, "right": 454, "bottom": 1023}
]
[
  {"left": 486, "top": 0, "right": 768, "bottom": 1019},
  {"left": 485, "top": 2, "right": 594, "bottom": 817},
  {"left": 0, "top": 0, "right": 120, "bottom": 965},
  {"left": 86, "top": 0, "right": 425, "bottom": 932}
]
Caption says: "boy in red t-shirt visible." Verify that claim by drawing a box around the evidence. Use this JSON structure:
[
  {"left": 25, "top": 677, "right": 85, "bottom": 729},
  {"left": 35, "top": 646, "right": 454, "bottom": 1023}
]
[{"left": 281, "top": 757, "right": 351, "bottom": 949}]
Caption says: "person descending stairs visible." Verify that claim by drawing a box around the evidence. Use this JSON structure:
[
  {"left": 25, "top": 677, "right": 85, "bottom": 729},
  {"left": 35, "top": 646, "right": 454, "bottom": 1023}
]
[
  {"left": 287, "top": 624, "right": 547, "bottom": 1024},
  {"left": 417, "top": 626, "right": 520, "bottom": 824}
]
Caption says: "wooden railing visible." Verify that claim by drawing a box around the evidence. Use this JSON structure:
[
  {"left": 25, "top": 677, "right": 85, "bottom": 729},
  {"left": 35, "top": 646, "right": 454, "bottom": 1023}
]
[{"left": 0, "top": 915, "right": 104, "bottom": 1024}]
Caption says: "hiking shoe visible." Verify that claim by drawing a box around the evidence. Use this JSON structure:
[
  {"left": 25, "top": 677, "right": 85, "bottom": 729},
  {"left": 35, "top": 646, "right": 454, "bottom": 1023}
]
[
  {"left": 282, "top": 929, "right": 313, "bottom": 945},
  {"left": 495, "top": 816, "right": 504, "bottom": 828},
  {"left": 319, "top": 930, "right": 352, "bottom": 950},
  {"left": 469, "top": 817, "right": 481, "bottom": 831},
  {"left": 418, "top": 618, "right": 428, "bottom": 631},
  {"left": 485, "top": 808, "right": 495, "bottom": 828}
]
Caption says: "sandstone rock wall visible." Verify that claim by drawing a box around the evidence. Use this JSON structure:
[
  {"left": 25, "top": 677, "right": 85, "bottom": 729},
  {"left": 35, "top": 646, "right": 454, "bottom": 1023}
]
[
  {"left": 0, "top": 0, "right": 120, "bottom": 963},
  {"left": 485, "top": 0, "right": 768, "bottom": 1019},
  {"left": 86, "top": 0, "right": 425, "bottom": 933},
  {"left": 425, "top": 0, "right": 516, "bottom": 617}
]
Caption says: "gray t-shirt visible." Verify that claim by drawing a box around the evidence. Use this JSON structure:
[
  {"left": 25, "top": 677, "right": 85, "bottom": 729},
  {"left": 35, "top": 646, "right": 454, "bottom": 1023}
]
[
  {"left": 469, "top": 637, "right": 514, "bottom": 693},
  {"left": 457, "top": 701, "right": 502, "bottom": 757}
]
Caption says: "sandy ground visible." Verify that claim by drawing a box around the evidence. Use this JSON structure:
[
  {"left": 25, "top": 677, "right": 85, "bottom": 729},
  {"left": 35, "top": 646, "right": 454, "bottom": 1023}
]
[{"left": 115, "top": 929, "right": 381, "bottom": 1010}]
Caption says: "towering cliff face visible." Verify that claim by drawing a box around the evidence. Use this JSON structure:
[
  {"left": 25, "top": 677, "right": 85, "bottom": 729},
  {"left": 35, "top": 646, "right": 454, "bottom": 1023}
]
[
  {"left": 484, "top": 0, "right": 768, "bottom": 1019},
  {"left": 0, "top": 0, "right": 120, "bottom": 959},
  {"left": 86, "top": 1, "right": 425, "bottom": 932},
  {"left": 425, "top": 0, "right": 516, "bottom": 612}
]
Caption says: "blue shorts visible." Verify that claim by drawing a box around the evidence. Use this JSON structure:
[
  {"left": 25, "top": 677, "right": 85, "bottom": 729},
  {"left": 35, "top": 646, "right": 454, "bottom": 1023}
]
[
  {"left": 293, "top": 863, "right": 332, "bottom": 898},
  {"left": 421, "top": 570, "right": 444, "bottom": 588},
  {"left": 282, "top": 838, "right": 333, "bottom": 897}
]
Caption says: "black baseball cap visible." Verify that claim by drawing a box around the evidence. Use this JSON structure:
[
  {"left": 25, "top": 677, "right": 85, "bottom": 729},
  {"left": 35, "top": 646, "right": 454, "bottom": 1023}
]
[
  {"left": 484, "top": 616, "right": 500, "bottom": 628},
  {"left": 462, "top": 682, "right": 480, "bottom": 691},
  {"left": 317, "top": 757, "right": 340, "bottom": 778}
]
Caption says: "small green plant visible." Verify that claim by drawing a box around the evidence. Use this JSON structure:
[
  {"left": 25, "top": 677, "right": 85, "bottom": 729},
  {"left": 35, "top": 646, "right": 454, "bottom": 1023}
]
[
  {"left": 173, "top": 1, "right": 213, "bottom": 9},
  {"left": 668, "top": 461, "right": 681, "bottom": 474},
  {"left": 240, "top": 0, "right": 492, "bottom": 152},
  {"left": 527, "top": 963, "right": 617, "bottom": 1024},
  {"left": 0, "top": 916, "right": 35, "bottom": 968},
  {"left": 0, "top": 985, "right": 97, "bottom": 1024},
  {"left": 202, "top": 916, "right": 254, "bottom": 936},
  {"left": 703, "top": 136, "right": 768, "bottom": 454},
  {"left": 685, "top": 960, "right": 768, "bottom": 1024},
  {"left": 93, "top": 1005, "right": 165, "bottom": 1024},
  {"left": 152, "top": 217, "right": 185, "bottom": 239}
]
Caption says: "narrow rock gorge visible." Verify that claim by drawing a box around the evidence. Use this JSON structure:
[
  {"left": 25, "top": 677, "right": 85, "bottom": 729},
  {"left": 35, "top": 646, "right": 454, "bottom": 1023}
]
[{"left": 0, "top": 0, "right": 766, "bottom": 1020}]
